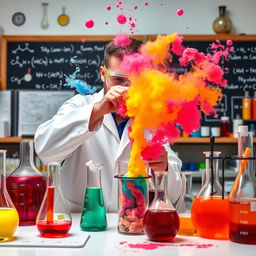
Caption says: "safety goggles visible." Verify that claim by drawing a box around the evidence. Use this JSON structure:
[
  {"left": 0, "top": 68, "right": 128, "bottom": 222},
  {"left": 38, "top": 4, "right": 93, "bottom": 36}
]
[{"left": 104, "top": 66, "right": 130, "bottom": 87}]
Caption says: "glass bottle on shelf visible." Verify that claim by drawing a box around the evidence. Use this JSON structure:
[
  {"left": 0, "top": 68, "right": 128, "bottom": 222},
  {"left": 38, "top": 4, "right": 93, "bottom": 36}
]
[
  {"left": 6, "top": 140, "right": 46, "bottom": 226},
  {"left": 191, "top": 151, "right": 229, "bottom": 240},
  {"left": 0, "top": 150, "right": 19, "bottom": 242},
  {"left": 80, "top": 160, "right": 107, "bottom": 231},
  {"left": 36, "top": 162, "right": 72, "bottom": 238},
  {"left": 242, "top": 91, "right": 251, "bottom": 120},
  {"left": 212, "top": 5, "right": 233, "bottom": 34},
  {"left": 177, "top": 171, "right": 196, "bottom": 236},
  {"left": 220, "top": 115, "right": 231, "bottom": 137},
  {"left": 143, "top": 171, "right": 180, "bottom": 242},
  {"left": 229, "top": 125, "right": 256, "bottom": 244}
]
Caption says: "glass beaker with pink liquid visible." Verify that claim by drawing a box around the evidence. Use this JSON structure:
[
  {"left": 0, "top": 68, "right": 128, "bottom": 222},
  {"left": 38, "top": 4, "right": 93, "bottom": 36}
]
[
  {"left": 6, "top": 140, "right": 46, "bottom": 226},
  {"left": 36, "top": 162, "right": 72, "bottom": 238},
  {"left": 143, "top": 171, "right": 180, "bottom": 242}
]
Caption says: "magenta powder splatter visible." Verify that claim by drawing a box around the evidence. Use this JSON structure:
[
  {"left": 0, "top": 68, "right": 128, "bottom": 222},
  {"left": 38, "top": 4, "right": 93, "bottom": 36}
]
[{"left": 118, "top": 241, "right": 214, "bottom": 251}]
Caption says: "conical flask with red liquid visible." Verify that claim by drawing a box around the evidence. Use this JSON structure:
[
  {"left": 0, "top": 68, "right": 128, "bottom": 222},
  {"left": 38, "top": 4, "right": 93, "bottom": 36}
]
[
  {"left": 143, "top": 171, "right": 180, "bottom": 242},
  {"left": 229, "top": 126, "right": 256, "bottom": 244},
  {"left": 36, "top": 162, "right": 72, "bottom": 238},
  {"left": 191, "top": 151, "right": 229, "bottom": 240},
  {"left": 6, "top": 140, "right": 46, "bottom": 226},
  {"left": 0, "top": 150, "right": 19, "bottom": 242}
]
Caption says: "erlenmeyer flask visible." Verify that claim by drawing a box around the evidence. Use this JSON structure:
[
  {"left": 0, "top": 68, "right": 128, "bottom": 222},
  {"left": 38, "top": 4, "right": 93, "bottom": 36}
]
[
  {"left": 0, "top": 150, "right": 19, "bottom": 242},
  {"left": 6, "top": 140, "right": 46, "bottom": 226},
  {"left": 191, "top": 151, "right": 229, "bottom": 240},
  {"left": 229, "top": 126, "right": 256, "bottom": 244},
  {"left": 143, "top": 171, "right": 180, "bottom": 242},
  {"left": 80, "top": 160, "right": 107, "bottom": 231},
  {"left": 177, "top": 171, "right": 196, "bottom": 236},
  {"left": 36, "top": 162, "right": 72, "bottom": 238}
]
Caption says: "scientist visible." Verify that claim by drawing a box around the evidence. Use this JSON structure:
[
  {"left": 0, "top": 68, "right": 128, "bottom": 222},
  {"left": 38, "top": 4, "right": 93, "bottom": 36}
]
[{"left": 34, "top": 38, "right": 182, "bottom": 212}]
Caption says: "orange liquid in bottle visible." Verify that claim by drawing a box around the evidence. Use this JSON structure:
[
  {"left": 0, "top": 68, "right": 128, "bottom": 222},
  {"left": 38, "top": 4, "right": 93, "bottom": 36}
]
[
  {"left": 191, "top": 196, "right": 229, "bottom": 240},
  {"left": 178, "top": 214, "right": 196, "bottom": 236},
  {"left": 229, "top": 199, "right": 256, "bottom": 244}
]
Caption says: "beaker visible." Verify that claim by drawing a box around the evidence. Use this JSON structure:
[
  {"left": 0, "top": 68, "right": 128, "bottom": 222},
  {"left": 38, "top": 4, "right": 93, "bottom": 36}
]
[
  {"left": 143, "top": 171, "right": 180, "bottom": 242},
  {"left": 36, "top": 162, "right": 72, "bottom": 238},
  {"left": 115, "top": 160, "right": 150, "bottom": 234},
  {"left": 229, "top": 127, "right": 256, "bottom": 244},
  {"left": 7, "top": 140, "right": 46, "bottom": 226},
  {"left": 177, "top": 171, "right": 196, "bottom": 236},
  {"left": 0, "top": 150, "right": 19, "bottom": 242},
  {"left": 191, "top": 151, "right": 229, "bottom": 240},
  {"left": 80, "top": 160, "right": 107, "bottom": 231}
]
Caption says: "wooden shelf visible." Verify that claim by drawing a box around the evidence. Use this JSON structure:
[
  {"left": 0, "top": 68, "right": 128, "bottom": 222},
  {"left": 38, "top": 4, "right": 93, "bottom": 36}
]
[
  {"left": 0, "top": 137, "right": 33, "bottom": 143},
  {"left": 175, "top": 137, "right": 241, "bottom": 144},
  {"left": 0, "top": 136, "right": 255, "bottom": 144}
]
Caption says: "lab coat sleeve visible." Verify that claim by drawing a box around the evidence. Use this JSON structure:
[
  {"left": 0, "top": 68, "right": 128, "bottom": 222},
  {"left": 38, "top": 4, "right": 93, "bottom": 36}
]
[
  {"left": 34, "top": 95, "right": 102, "bottom": 164},
  {"left": 164, "top": 144, "right": 183, "bottom": 204}
]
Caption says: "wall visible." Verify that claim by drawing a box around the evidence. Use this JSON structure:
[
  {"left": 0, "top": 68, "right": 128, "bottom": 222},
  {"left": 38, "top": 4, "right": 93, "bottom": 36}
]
[{"left": 0, "top": 0, "right": 255, "bottom": 36}]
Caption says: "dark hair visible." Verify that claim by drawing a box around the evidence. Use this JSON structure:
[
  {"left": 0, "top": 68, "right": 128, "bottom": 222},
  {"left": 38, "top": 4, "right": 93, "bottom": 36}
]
[{"left": 103, "top": 38, "right": 142, "bottom": 67}]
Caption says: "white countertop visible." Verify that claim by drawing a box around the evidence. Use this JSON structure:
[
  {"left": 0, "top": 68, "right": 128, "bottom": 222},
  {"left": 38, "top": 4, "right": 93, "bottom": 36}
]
[{"left": 0, "top": 213, "right": 255, "bottom": 256}]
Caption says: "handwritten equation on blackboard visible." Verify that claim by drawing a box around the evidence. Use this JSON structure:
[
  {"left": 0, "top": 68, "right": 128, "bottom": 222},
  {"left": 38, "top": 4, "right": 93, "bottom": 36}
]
[
  {"left": 170, "top": 40, "right": 256, "bottom": 125},
  {"left": 7, "top": 41, "right": 108, "bottom": 90}
]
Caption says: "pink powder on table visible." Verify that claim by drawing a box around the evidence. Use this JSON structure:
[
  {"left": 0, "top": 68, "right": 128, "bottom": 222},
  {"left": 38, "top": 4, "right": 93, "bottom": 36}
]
[
  {"left": 105, "top": 21, "right": 109, "bottom": 25},
  {"left": 134, "top": 6, "right": 138, "bottom": 10},
  {"left": 131, "top": 23, "right": 136, "bottom": 28},
  {"left": 117, "top": 14, "right": 127, "bottom": 24},
  {"left": 177, "top": 9, "right": 184, "bottom": 16},
  {"left": 84, "top": 19, "right": 94, "bottom": 28},
  {"left": 81, "top": 39, "right": 86, "bottom": 43},
  {"left": 144, "top": 2, "right": 149, "bottom": 6},
  {"left": 118, "top": 241, "right": 214, "bottom": 251},
  {"left": 106, "top": 5, "right": 111, "bottom": 11}
]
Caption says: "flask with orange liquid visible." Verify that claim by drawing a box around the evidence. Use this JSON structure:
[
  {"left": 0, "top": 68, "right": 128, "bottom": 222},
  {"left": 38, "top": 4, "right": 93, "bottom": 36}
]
[
  {"left": 191, "top": 149, "right": 229, "bottom": 240},
  {"left": 229, "top": 126, "right": 256, "bottom": 244},
  {"left": 0, "top": 150, "right": 19, "bottom": 242},
  {"left": 177, "top": 171, "right": 196, "bottom": 236}
]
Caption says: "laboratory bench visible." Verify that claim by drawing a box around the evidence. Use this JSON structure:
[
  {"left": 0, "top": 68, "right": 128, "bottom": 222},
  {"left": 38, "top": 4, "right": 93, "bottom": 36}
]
[{"left": 0, "top": 213, "right": 255, "bottom": 256}]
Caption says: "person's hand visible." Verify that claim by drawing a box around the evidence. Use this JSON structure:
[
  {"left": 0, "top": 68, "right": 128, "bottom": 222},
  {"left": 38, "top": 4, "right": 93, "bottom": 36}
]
[
  {"left": 89, "top": 85, "right": 128, "bottom": 131},
  {"left": 148, "top": 147, "right": 168, "bottom": 173},
  {"left": 99, "top": 85, "right": 128, "bottom": 115}
]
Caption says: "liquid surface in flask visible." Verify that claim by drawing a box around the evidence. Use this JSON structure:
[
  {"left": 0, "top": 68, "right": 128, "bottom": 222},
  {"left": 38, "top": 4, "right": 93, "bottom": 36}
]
[
  {"left": 229, "top": 199, "right": 256, "bottom": 244},
  {"left": 80, "top": 187, "right": 107, "bottom": 231},
  {"left": 143, "top": 209, "right": 179, "bottom": 242},
  {"left": 191, "top": 196, "right": 229, "bottom": 239},
  {"left": 7, "top": 175, "right": 46, "bottom": 225}
]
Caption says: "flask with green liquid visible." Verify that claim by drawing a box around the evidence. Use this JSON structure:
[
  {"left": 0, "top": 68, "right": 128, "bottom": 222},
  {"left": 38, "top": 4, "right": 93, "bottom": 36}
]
[{"left": 80, "top": 160, "right": 107, "bottom": 231}]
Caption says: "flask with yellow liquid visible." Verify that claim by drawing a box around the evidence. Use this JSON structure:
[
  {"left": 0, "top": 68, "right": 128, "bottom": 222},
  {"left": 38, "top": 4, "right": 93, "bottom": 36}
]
[{"left": 0, "top": 150, "right": 19, "bottom": 242}]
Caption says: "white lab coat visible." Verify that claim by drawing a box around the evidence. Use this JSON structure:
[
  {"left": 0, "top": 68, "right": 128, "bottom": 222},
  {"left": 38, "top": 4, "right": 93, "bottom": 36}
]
[{"left": 34, "top": 89, "right": 182, "bottom": 213}]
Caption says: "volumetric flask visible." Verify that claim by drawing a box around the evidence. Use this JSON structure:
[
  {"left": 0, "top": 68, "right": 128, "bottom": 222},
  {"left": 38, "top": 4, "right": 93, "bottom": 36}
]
[
  {"left": 36, "top": 162, "right": 72, "bottom": 238},
  {"left": 7, "top": 140, "right": 46, "bottom": 226}
]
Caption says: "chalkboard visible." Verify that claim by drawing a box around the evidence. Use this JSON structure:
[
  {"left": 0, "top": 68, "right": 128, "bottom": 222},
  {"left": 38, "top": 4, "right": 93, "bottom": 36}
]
[
  {"left": 166, "top": 35, "right": 256, "bottom": 125},
  {"left": 0, "top": 36, "right": 116, "bottom": 91}
]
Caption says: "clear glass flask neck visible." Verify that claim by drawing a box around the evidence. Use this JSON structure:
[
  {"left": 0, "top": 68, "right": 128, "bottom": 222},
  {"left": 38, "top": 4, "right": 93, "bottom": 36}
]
[
  {"left": 150, "top": 171, "right": 173, "bottom": 209},
  {"left": 198, "top": 151, "right": 225, "bottom": 197},
  {"left": 0, "top": 150, "right": 7, "bottom": 192},
  {"left": 14, "top": 140, "right": 39, "bottom": 175}
]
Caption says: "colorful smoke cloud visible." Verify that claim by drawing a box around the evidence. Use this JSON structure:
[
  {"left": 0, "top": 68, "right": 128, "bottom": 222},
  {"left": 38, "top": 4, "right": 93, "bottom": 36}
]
[{"left": 117, "top": 33, "right": 233, "bottom": 177}]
